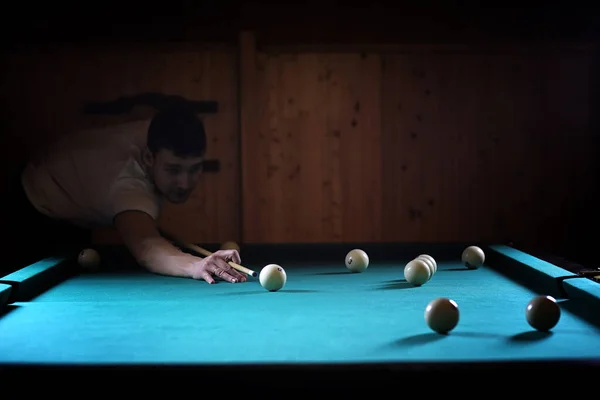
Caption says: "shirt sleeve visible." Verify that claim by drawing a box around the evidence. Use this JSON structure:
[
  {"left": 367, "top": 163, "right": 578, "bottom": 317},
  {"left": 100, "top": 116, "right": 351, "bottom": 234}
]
[{"left": 109, "top": 158, "right": 161, "bottom": 220}]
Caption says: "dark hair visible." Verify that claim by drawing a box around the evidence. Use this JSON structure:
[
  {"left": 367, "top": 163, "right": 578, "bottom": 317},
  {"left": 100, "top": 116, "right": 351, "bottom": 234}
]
[{"left": 147, "top": 107, "right": 207, "bottom": 157}]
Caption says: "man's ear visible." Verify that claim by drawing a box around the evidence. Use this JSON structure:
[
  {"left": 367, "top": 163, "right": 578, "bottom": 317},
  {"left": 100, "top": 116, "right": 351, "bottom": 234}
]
[{"left": 142, "top": 147, "right": 155, "bottom": 167}]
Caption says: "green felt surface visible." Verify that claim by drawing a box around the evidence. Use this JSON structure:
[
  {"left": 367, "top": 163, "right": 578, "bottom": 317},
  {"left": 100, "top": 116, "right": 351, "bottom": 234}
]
[{"left": 1, "top": 245, "right": 599, "bottom": 366}]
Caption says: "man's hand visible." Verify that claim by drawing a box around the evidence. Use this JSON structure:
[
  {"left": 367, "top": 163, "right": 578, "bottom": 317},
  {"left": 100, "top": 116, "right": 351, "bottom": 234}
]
[
  {"left": 114, "top": 210, "right": 247, "bottom": 283},
  {"left": 188, "top": 249, "right": 246, "bottom": 284}
]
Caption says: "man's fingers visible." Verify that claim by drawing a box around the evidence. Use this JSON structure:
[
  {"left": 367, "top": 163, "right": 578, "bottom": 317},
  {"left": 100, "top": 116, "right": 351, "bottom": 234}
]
[
  {"left": 211, "top": 266, "right": 239, "bottom": 283},
  {"left": 213, "top": 258, "right": 246, "bottom": 282},
  {"left": 231, "top": 250, "right": 241, "bottom": 265},
  {"left": 214, "top": 249, "right": 241, "bottom": 265},
  {"left": 199, "top": 271, "right": 215, "bottom": 284}
]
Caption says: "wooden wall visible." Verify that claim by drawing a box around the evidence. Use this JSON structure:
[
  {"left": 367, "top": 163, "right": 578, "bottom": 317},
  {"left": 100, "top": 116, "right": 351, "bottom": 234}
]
[
  {"left": 1, "top": 31, "right": 597, "bottom": 253},
  {"left": 241, "top": 36, "right": 597, "bottom": 249}
]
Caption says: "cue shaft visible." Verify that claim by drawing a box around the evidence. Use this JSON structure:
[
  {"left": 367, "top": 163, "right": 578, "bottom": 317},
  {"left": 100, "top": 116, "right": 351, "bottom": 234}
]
[{"left": 160, "top": 230, "right": 257, "bottom": 277}]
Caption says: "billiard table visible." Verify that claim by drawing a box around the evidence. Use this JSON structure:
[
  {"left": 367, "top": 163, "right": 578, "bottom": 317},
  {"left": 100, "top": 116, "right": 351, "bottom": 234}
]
[{"left": 1, "top": 242, "right": 599, "bottom": 389}]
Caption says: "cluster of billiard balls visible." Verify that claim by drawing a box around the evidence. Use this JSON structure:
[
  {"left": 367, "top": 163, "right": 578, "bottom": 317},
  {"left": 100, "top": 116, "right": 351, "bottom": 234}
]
[
  {"left": 403, "top": 246, "right": 485, "bottom": 286},
  {"left": 342, "top": 246, "right": 485, "bottom": 286},
  {"left": 343, "top": 245, "right": 562, "bottom": 335}
]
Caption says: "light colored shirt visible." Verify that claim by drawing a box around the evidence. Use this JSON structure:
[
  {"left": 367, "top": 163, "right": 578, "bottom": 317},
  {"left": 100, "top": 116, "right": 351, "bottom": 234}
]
[{"left": 21, "top": 119, "right": 162, "bottom": 228}]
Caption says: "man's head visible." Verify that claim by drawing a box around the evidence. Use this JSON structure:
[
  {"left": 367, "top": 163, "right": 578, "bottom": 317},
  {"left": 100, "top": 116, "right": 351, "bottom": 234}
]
[{"left": 143, "top": 107, "right": 207, "bottom": 204}]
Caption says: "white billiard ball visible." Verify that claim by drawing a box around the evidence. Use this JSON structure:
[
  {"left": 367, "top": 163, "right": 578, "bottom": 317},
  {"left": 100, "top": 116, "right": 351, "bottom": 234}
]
[
  {"left": 415, "top": 256, "right": 435, "bottom": 280},
  {"left": 404, "top": 259, "right": 430, "bottom": 286},
  {"left": 425, "top": 298, "right": 460, "bottom": 334},
  {"left": 526, "top": 295, "right": 561, "bottom": 332},
  {"left": 462, "top": 246, "right": 485, "bottom": 269},
  {"left": 345, "top": 249, "right": 369, "bottom": 273},
  {"left": 220, "top": 241, "right": 240, "bottom": 252},
  {"left": 78, "top": 248, "right": 100, "bottom": 269},
  {"left": 418, "top": 254, "right": 437, "bottom": 274},
  {"left": 259, "top": 264, "right": 287, "bottom": 292}
]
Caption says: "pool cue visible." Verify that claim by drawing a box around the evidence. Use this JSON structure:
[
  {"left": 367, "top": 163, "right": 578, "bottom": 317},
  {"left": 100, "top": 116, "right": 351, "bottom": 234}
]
[
  {"left": 183, "top": 242, "right": 258, "bottom": 278},
  {"left": 160, "top": 230, "right": 257, "bottom": 277}
]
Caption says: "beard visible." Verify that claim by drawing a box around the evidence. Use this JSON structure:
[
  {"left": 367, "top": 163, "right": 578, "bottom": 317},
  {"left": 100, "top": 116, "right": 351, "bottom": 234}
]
[{"left": 168, "top": 190, "right": 191, "bottom": 204}]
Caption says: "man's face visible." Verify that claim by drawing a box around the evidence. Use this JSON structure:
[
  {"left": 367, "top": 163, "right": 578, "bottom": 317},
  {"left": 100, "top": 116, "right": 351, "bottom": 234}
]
[{"left": 144, "top": 148, "right": 204, "bottom": 204}]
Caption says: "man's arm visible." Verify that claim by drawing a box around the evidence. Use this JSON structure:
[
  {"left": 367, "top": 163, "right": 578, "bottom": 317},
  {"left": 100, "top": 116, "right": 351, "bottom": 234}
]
[{"left": 113, "top": 210, "right": 194, "bottom": 278}]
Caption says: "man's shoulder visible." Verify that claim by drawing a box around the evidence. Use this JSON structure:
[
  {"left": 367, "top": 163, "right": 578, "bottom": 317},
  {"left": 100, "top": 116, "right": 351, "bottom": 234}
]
[
  {"left": 110, "top": 157, "right": 162, "bottom": 221},
  {"left": 114, "top": 156, "right": 151, "bottom": 184}
]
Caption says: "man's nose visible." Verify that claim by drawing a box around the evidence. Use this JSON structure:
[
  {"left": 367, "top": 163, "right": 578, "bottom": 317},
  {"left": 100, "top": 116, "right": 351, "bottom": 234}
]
[{"left": 175, "top": 174, "right": 193, "bottom": 189}]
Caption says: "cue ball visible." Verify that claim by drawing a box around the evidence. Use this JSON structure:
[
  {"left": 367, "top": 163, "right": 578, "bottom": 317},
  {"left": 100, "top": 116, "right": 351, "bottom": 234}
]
[
  {"left": 418, "top": 254, "right": 437, "bottom": 274},
  {"left": 415, "top": 256, "right": 435, "bottom": 280},
  {"left": 259, "top": 264, "right": 287, "bottom": 292},
  {"left": 345, "top": 249, "right": 369, "bottom": 273},
  {"left": 461, "top": 246, "right": 485, "bottom": 269},
  {"left": 526, "top": 295, "right": 561, "bottom": 331},
  {"left": 78, "top": 248, "right": 100, "bottom": 269},
  {"left": 220, "top": 241, "right": 240, "bottom": 252},
  {"left": 425, "top": 298, "right": 460, "bottom": 334},
  {"left": 404, "top": 259, "right": 430, "bottom": 286}
]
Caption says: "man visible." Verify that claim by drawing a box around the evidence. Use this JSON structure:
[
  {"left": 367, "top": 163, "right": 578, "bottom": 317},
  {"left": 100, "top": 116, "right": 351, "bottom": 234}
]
[{"left": 3, "top": 107, "right": 246, "bottom": 284}]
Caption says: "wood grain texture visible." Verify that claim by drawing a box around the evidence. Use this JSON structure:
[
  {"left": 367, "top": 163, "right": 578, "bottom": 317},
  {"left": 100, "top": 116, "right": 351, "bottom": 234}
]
[
  {"left": 240, "top": 49, "right": 383, "bottom": 243},
  {"left": 240, "top": 35, "right": 596, "bottom": 246}
]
